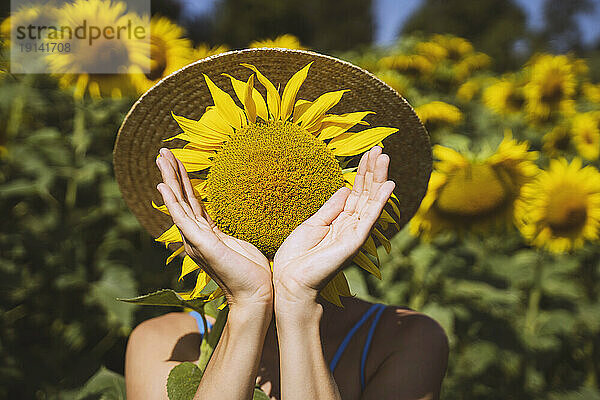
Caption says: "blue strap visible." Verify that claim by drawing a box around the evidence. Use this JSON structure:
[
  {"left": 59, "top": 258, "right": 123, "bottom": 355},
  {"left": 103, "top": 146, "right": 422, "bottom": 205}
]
[
  {"left": 360, "top": 304, "right": 386, "bottom": 391},
  {"left": 189, "top": 311, "right": 213, "bottom": 336},
  {"left": 329, "top": 303, "right": 382, "bottom": 372}
]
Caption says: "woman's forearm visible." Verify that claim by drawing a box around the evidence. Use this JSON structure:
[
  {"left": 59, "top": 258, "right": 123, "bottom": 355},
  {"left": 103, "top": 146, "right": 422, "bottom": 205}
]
[
  {"left": 275, "top": 302, "right": 342, "bottom": 400},
  {"left": 195, "top": 303, "right": 271, "bottom": 400}
]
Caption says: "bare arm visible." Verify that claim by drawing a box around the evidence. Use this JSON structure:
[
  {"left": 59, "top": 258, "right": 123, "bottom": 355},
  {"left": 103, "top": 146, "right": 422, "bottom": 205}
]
[
  {"left": 273, "top": 146, "right": 395, "bottom": 400},
  {"left": 125, "top": 148, "right": 273, "bottom": 400}
]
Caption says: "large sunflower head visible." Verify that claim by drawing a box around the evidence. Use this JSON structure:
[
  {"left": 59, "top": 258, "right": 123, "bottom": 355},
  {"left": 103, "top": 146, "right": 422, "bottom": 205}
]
[
  {"left": 114, "top": 49, "right": 431, "bottom": 306},
  {"left": 410, "top": 133, "right": 539, "bottom": 239},
  {"left": 515, "top": 158, "right": 600, "bottom": 253}
]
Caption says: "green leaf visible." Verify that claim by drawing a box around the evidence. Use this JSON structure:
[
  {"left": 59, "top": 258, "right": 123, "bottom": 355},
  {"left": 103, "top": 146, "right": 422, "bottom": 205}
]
[
  {"left": 166, "top": 362, "right": 203, "bottom": 400},
  {"left": 76, "top": 366, "right": 126, "bottom": 400},
  {"left": 253, "top": 388, "right": 270, "bottom": 400},
  {"left": 117, "top": 289, "right": 211, "bottom": 314}
]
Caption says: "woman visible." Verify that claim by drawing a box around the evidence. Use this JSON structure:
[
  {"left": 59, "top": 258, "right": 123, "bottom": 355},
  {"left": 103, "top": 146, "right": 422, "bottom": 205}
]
[{"left": 124, "top": 146, "right": 448, "bottom": 400}]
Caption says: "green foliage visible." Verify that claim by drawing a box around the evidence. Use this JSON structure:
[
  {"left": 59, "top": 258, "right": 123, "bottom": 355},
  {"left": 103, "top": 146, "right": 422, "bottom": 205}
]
[
  {"left": 167, "top": 362, "right": 203, "bottom": 400},
  {"left": 73, "top": 366, "right": 126, "bottom": 400},
  {"left": 118, "top": 289, "right": 212, "bottom": 314}
]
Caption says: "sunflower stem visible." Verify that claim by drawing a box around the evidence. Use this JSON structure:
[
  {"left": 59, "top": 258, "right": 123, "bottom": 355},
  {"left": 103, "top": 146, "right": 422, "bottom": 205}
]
[
  {"left": 65, "top": 102, "right": 86, "bottom": 208},
  {"left": 524, "top": 252, "right": 544, "bottom": 335},
  {"left": 197, "top": 305, "right": 228, "bottom": 373}
]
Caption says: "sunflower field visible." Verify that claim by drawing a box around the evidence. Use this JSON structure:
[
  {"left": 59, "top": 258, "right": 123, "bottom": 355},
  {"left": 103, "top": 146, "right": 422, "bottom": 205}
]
[{"left": 1, "top": 2, "right": 600, "bottom": 399}]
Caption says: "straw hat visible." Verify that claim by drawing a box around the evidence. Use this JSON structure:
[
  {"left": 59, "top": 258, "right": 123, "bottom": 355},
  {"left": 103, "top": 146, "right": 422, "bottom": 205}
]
[{"left": 113, "top": 48, "right": 431, "bottom": 244}]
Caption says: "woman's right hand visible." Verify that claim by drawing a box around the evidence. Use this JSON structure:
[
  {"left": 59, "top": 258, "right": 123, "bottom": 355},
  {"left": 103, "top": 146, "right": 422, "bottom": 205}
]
[{"left": 156, "top": 148, "right": 273, "bottom": 308}]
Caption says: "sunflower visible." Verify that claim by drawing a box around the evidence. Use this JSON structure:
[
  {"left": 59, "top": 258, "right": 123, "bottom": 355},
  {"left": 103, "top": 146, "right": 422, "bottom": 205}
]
[
  {"left": 430, "top": 34, "right": 474, "bottom": 61},
  {"left": 456, "top": 78, "right": 486, "bottom": 102},
  {"left": 0, "top": 3, "right": 58, "bottom": 46},
  {"left": 45, "top": 0, "right": 149, "bottom": 99},
  {"left": 130, "top": 16, "right": 194, "bottom": 94},
  {"left": 483, "top": 77, "right": 526, "bottom": 115},
  {"left": 250, "top": 34, "right": 306, "bottom": 50},
  {"left": 410, "top": 133, "right": 539, "bottom": 239},
  {"left": 515, "top": 158, "right": 600, "bottom": 253},
  {"left": 542, "top": 124, "right": 573, "bottom": 158},
  {"left": 375, "top": 69, "right": 410, "bottom": 95},
  {"left": 194, "top": 44, "right": 229, "bottom": 60},
  {"left": 379, "top": 54, "right": 435, "bottom": 78},
  {"left": 153, "top": 62, "right": 401, "bottom": 306},
  {"left": 571, "top": 112, "right": 600, "bottom": 161},
  {"left": 582, "top": 82, "right": 600, "bottom": 103},
  {"left": 524, "top": 54, "right": 577, "bottom": 121},
  {"left": 453, "top": 52, "right": 491, "bottom": 81},
  {"left": 415, "top": 101, "right": 462, "bottom": 128}
]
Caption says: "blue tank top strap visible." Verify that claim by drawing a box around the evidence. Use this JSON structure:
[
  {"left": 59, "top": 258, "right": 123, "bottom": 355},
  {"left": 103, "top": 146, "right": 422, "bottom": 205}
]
[
  {"left": 360, "top": 303, "right": 386, "bottom": 391},
  {"left": 188, "top": 310, "right": 213, "bottom": 336},
  {"left": 329, "top": 303, "right": 385, "bottom": 374}
]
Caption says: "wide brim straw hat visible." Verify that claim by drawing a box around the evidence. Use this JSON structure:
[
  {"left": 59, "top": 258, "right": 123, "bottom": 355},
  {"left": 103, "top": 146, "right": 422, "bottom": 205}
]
[{"left": 113, "top": 48, "right": 431, "bottom": 243}]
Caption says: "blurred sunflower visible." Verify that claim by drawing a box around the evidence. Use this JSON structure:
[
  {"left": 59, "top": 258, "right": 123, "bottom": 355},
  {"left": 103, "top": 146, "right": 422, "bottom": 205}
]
[
  {"left": 415, "top": 41, "right": 448, "bottom": 62},
  {"left": 453, "top": 52, "right": 491, "bottom": 81},
  {"left": 415, "top": 101, "right": 462, "bottom": 128},
  {"left": 582, "top": 82, "right": 600, "bottom": 103},
  {"left": 194, "top": 43, "right": 229, "bottom": 60},
  {"left": 379, "top": 54, "right": 435, "bottom": 78},
  {"left": 250, "top": 34, "right": 306, "bottom": 50},
  {"left": 430, "top": 34, "right": 474, "bottom": 61},
  {"left": 410, "top": 133, "right": 539, "bottom": 239},
  {"left": 483, "top": 77, "right": 526, "bottom": 115},
  {"left": 571, "top": 112, "right": 600, "bottom": 161},
  {"left": 515, "top": 158, "right": 600, "bottom": 253},
  {"left": 542, "top": 124, "right": 573, "bottom": 158},
  {"left": 524, "top": 54, "right": 577, "bottom": 121},
  {"left": 130, "top": 16, "right": 193, "bottom": 94},
  {"left": 456, "top": 78, "right": 486, "bottom": 102},
  {"left": 153, "top": 63, "right": 401, "bottom": 305},
  {"left": 46, "top": 0, "right": 149, "bottom": 99},
  {"left": 375, "top": 69, "right": 410, "bottom": 95},
  {"left": 0, "top": 3, "right": 58, "bottom": 46}
]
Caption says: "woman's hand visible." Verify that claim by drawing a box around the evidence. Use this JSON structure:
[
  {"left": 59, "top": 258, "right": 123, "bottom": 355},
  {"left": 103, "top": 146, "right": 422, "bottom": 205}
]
[
  {"left": 272, "top": 146, "right": 395, "bottom": 313},
  {"left": 156, "top": 148, "right": 273, "bottom": 308}
]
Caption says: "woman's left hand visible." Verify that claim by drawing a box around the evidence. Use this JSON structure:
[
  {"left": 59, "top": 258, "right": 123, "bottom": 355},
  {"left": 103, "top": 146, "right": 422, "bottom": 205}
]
[{"left": 272, "top": 146, "right": 395, "bottom": 312}]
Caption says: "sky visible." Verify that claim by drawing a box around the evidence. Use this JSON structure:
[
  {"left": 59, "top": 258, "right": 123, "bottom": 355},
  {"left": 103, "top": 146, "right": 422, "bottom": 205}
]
[{"left": 181, "top": 0, "right": 600, "bottom": 47}]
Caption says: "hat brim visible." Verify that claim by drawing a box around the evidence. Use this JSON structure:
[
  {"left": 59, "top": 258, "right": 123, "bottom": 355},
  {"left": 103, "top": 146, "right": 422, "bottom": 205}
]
[{"left": 113, "top": 48, "right": 431, "bottom": 241}]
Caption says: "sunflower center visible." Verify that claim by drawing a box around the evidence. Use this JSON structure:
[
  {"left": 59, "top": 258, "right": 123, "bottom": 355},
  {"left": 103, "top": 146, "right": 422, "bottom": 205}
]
[
  {"left": 146, "top": 36, "right": 168, "bottom": 81},
  {"left": 546, "top": 188, "right": 588, "bottom": 235},
  {"left": 205, "top": 120, "right": 345, "bottom": 257},
  {"left": 541, "top": 74, "right": 565, "bottom": 105},
  {"left": 435, "top": 164, "right": 508, "bottom": 218}
]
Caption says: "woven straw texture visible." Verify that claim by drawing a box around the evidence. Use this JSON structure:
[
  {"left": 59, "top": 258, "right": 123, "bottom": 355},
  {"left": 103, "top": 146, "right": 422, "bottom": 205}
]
[{"left": 113, "top": 48, "right": 431, "bottom": 240}]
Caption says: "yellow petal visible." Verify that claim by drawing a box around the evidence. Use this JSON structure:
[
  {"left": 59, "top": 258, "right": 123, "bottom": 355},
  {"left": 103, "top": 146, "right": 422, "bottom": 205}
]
[
  {"left": 293, "top": 99, "right": 312, "bottom": 121},
  {"left": 222, "top": 73, "right": 268, "bottom": 121},
  {"left": 296, "top": 89, "right": 349, "bottom": 130},
  {"left": 281, "top": 62, "right": 313, "bottom": 121},
  {"left": 170, "top": 148, "right": 214, "bottom": 172},
  {"left": 180, "top": 255, "right": 201, "bottom": 281},
  {"left": 316, "top": 111, "right": 374, "bottom": 140},
  {"left": 155, "top": 224, "right": 182, "bottom": 246},
  {"left": 243, "top": 74, "right": 257, "bottom": 123},
  {"left": 241, "top": 63, "right": 280, "bottom": 120},
  {"left": 378, "top": 209, "right": 400, "bottom": 230},
  {"left": 387, "top": 197, "right": 401, "bottom": 221},
  {"left": 361, "top": 235, "right": 379, "bottom": 263},
  {"left": 203, "top": 74, "right": 246, "bottom": 129},
  {"left": 166, "top": 245, "right": 185, "bottom": 265},
  {"left": 320, "top": 280, "right": 343, "bottom": 307},
  {"left": 353, "top": 251, "right": 382, "bottom": 279},
  {"left": 190, "top": 271, "right": 212, "bottom": 297},
  {"left": 328, "top": 127, "right": 398, "bottom": 156},
  {"left": 200, "top": 107, "right": 235, "bottom": 136},
  {"left": 152, "top": 201, "right": 170, "bottom": 215},
  {"left": 169, "top": 112, "right": 230, "bottom": 145},
  {"left": 372, "top": 228, "right": 392, "bottom": 254}
]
